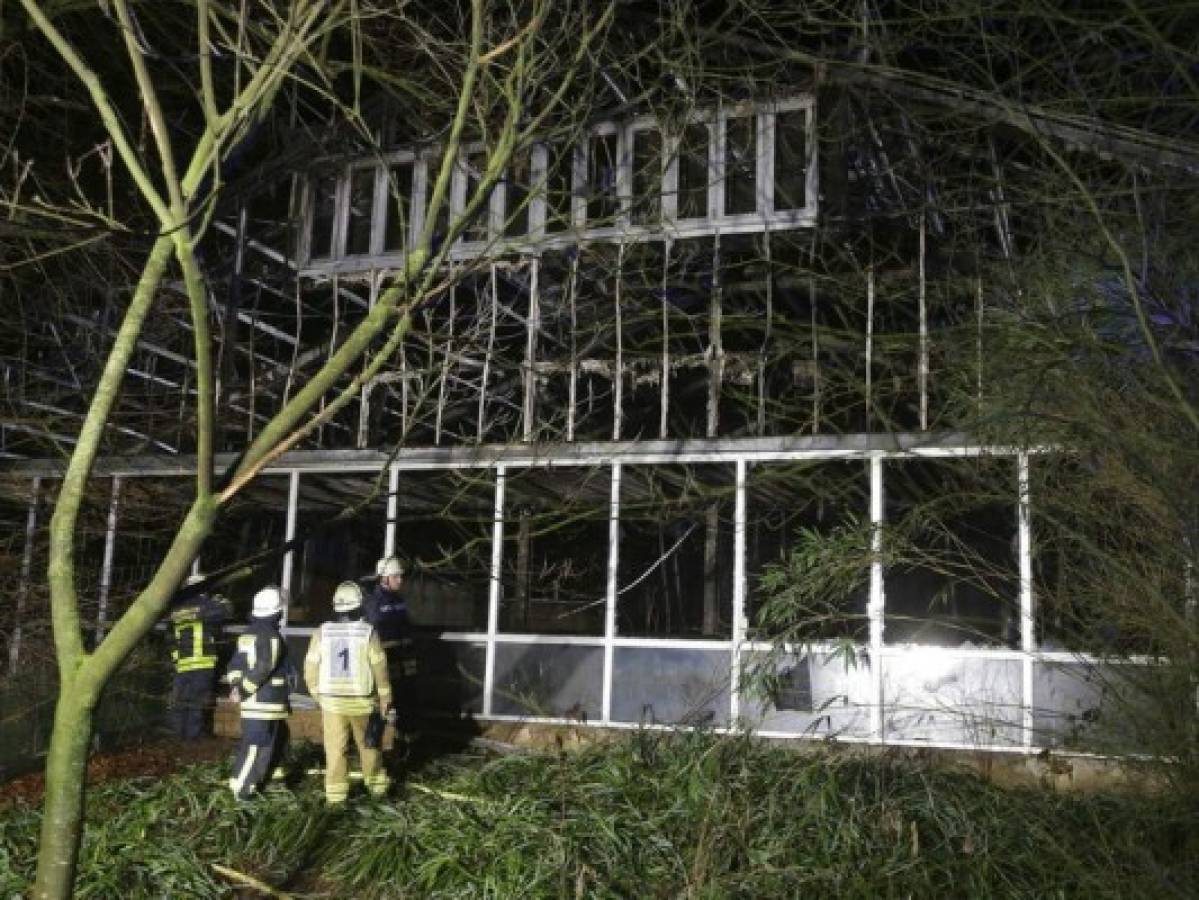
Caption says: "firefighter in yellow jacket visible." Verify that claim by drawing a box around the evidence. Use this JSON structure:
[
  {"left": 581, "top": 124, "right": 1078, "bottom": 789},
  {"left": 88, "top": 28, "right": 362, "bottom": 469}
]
[{"left": 303, "top": 580, "right": 393, "bottom": 803}]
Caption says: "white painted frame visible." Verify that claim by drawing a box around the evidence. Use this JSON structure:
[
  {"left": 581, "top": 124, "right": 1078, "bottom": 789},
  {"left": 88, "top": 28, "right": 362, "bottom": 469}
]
[
  {"left": 298, "top": 94, "right": 819, "bottom": 274},
  {"left": 14, "top": 436, "right": 1166, "bottom": 756}
]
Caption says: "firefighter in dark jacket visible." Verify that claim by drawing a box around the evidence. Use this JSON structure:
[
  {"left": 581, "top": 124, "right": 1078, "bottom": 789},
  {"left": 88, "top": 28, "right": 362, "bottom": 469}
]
[
  {"left": 226, "top": 586, "right": 291, "bottom": 799},
  {"left": 364, "top": 555, "right": 415, "bottom": 738},
  {"left": 167, "top": 573, "right": 233, "bottom": 739}
]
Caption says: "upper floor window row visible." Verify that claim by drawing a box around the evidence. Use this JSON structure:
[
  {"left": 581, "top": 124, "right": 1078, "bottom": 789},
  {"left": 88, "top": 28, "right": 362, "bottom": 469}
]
[{"left": 302, "top": 97, "right": 816, "bottom": 269}]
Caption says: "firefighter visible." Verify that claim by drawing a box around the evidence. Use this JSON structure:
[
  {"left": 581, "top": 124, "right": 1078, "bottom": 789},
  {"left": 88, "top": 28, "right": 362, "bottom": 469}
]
[
  {"left": 304, "top": 580, "right": 392, "bottom": 803},
  {"left": 364, "top": 555, "right": 415, "bottom": 740},
  {"left": 227, "top": 585, "right": 291, "bottom": 800},
  {"left": 166, "top": 573, "right": 232, "bottom": 739}
]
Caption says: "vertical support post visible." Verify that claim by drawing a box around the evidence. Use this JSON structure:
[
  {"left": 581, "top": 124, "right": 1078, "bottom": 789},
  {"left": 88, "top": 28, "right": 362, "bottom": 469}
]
[
  {"left": 514, "top": 510, "right": 532, "bottom": 629},
  {"left": 400, "top": 337, "right": 409, "bottom": 438},
  {"left": 435, "top": 274, "right": 456, "bottom": 444},
  {"left": 865, "top": 266, "right": 875, "bottom": 427},
  {"left": 1187, "top": 545, "right": 1199, "bottom": 723},
  {"left": 384, "top": 463, "right": 399, "bottom": 557},
  {"left": 613, "top": 244, "right": 625, "bottom": 441},
  {"left": 217, "top": 203, "right": 248, "bottom": 448},
  {"left": 522, "top": 258, "right": 540, "bottom": 442},
  {"left": 869, "top": 454, "right": 885, "bottom": 742},
  {"left": 602, "top": 463, "right": 622, "bottom": 723},
  {"left": 319, "top": 273, "right": 341, "bottom": 447},
  {"left": 810, "top": 272, "right": 820, "bottom": 432},
  {"left": 758, "top": 233, "right": 772, "bottom": 436},
  {"left": 281, "top": 470, "right": 300, "bottom": 628},
  {"left": 707, "top": 233, "right": 723, "bottom": 438},
  {"left": 9, "top": 476, "right": 41, "bottom": 674},
  {"left": 483, "top": 466, "right": 506, "bottom": 717},
  {"left": 95, "top": 475, "right": 122, "bottom": 644},
  {"left": 976, "top": 277, "right": 985, "bottom": 413},
  {"left": 1018, "top": 452, "right": 1035, "bottom": 749},
  {"left": 702, "top": 504, "right": 720, "bottom": 635},
  {"left": 660, "top": 240, "right": 671, "bottom": 440},
  {"left": 478, "top": 264, "right": 498, "bottom": 440},
  {"left": 918, "top": 211, "right": 929, "bottom": 431},
  {"left": 567, "top": 254, "right": 579, "bottom": 442},
  {"left": 729, "top": 459, "right": 748, "bottom": 724},
  {"left": 357, "top": 272, "right": 380, "bottom": 449}
]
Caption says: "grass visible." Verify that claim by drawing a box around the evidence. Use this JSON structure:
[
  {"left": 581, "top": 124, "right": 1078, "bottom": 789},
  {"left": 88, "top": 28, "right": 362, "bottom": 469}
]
[{"left": 1, "top": 731, "right": 1196, "bottom": 898}]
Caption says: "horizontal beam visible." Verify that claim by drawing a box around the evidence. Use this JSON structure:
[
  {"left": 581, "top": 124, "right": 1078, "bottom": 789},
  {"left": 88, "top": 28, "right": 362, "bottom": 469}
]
[{"left": 0, "top": 431, "right": 1055, "bottom": 478}]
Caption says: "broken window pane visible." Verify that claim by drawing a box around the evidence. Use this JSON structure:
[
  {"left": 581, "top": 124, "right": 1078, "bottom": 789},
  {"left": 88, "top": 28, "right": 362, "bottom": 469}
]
[
  {"left": 288, "top": 472, "right": 388, "bottom": 626},
  {"left": 630, "top": 128, "right": 662, "bottom": 227},
  {"left": 773, "top": 107, "right": 808, "bottom": 211},
  {"left": 883, "top": 458, "right": 1020, "bottom": 648},
  {"left": 345, "top": 167, "right": 376, "bottom": 256},
  {"left": 391, "top": 470, "right": 495, "bottom": 631},
  {"left": 415, "top": 639, "right": 485, "bottom": 714},
  {"left": 500, "top": 467, "right": 609, "bottom": 636},
  {"left": 1031, "top": 456, "right": 1180, "bottom": 655},
  {"left": 675, "top": 122, "right": 710, "bottom": 220},
  {"left": 461, "top": 150, "right": 492, "bottom": 244},
  {"left": 586, "top": 131, "right": 620, "bottom": 226},
  {"left": 199, "top": 475, "right": 289, "bottom": 619},
  {"left": 503, "top": 149, "right": 533, "bottom": 238},
  {"left": 617, "top": 464, "right": 734, "bottom": 638},
  {"left": 108, "top": 477, "right": 195, "bottom": 625},
  {"left": 746, "top": 460, "right": 870, "bottom": 642},
  {"left": 542, "top": 143, "right": 574, "bottom": 234},
  {"left": 610, "top": 647, "right": 730, "bottom": 726},
  {"left": 423, "top": 153, "right": 451, "bottom": 250},
  {"left": 724, "top": 115, "right": 757, "bottom": 216},
  {"left": 492, "top": 643, "right": 603, "bottom": 718},
  {"left": 309, "top": 174, "right": 338, "bottom": 259},
  {"left": 382, "top": 162, "right": 414, "bottom": 253}
]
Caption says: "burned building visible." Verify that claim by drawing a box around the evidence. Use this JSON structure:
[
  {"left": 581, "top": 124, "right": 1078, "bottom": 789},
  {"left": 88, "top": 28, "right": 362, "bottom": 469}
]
[{"left": 4, "top": 5, "right": 1196, "bottom": 761}]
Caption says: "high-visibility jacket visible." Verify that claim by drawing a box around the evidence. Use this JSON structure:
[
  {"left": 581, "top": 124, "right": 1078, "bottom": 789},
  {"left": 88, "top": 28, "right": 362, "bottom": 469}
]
[
  {"left": 169, "top": 594, "right": 232, "bottom": 674},
  {"left": 304, "top": 619, "right": 391, "bottom": 717},
  {"left": 228, "top": 618, "right": 291, "bottom": 721}
]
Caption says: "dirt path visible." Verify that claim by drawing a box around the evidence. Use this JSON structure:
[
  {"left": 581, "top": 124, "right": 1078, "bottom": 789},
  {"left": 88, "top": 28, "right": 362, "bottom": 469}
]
[{"left": 0, "top": 736, "right": 234, "bottom": 808}]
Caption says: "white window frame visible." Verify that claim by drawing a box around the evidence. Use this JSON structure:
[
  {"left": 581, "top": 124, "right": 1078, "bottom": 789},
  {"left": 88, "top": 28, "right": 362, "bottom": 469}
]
[
  {"left": 377, "top": 150, "right": 418, "bottom": 258},
  {"left": 299, "top": 95, "right": 819, "bottom": 273}
]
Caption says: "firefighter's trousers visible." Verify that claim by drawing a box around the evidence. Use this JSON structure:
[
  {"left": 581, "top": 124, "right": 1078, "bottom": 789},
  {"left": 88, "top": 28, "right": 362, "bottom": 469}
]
[
  {"left": 229, "top": 718, "right": 288, "bottom": 799},
  {"left": 171, "top": 668, "right": 216, "bottom": 739},
  {"left": 321, "top": 710, "right": 390, "bottom": 802}
]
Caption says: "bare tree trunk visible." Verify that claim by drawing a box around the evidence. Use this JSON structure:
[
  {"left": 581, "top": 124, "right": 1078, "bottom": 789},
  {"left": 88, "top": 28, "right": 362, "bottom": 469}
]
[
  {"left": 34, "top": 501, "right": 214, "bottom": 898},
  {"left": 32, "top": 689, "right": 96, "bottom": 900}
]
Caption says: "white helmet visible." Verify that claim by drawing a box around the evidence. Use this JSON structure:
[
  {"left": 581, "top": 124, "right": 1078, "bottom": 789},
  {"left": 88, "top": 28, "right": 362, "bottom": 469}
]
[
  {"left": 333, "top": 580, "right": 364, "bottom": 613},
  {"left": 376, "top": 556, "right": 405, "bottom": 578},
  {"left": 252, "top": 585, "right": 285, "bottom": 618}
]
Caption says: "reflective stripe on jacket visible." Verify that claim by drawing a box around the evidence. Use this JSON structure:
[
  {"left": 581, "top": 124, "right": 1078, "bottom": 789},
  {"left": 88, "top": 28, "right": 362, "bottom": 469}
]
[
  {"left": 168, "top": 593, "right": 230, "bottom": 674},
  {"left": 228, "top": 620, "right": 290, "bottom": 721},
  {"left": 304, "top": 620, "right": 391, "bottom": 717},
  {"left": 316, "top": 621, "right": 375, "bottom": 698},
  {"left": 172, "top": 621, "right": 217, "bottom": 672}
]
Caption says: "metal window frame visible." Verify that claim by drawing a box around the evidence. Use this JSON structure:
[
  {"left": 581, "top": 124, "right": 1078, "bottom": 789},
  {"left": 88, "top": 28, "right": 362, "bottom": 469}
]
[
  {"left": 297, "top": 94, "right": 819, "bottom": 275},
  {"left": 17, "top": 436, "right": 1138, "bottom": 755}
]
